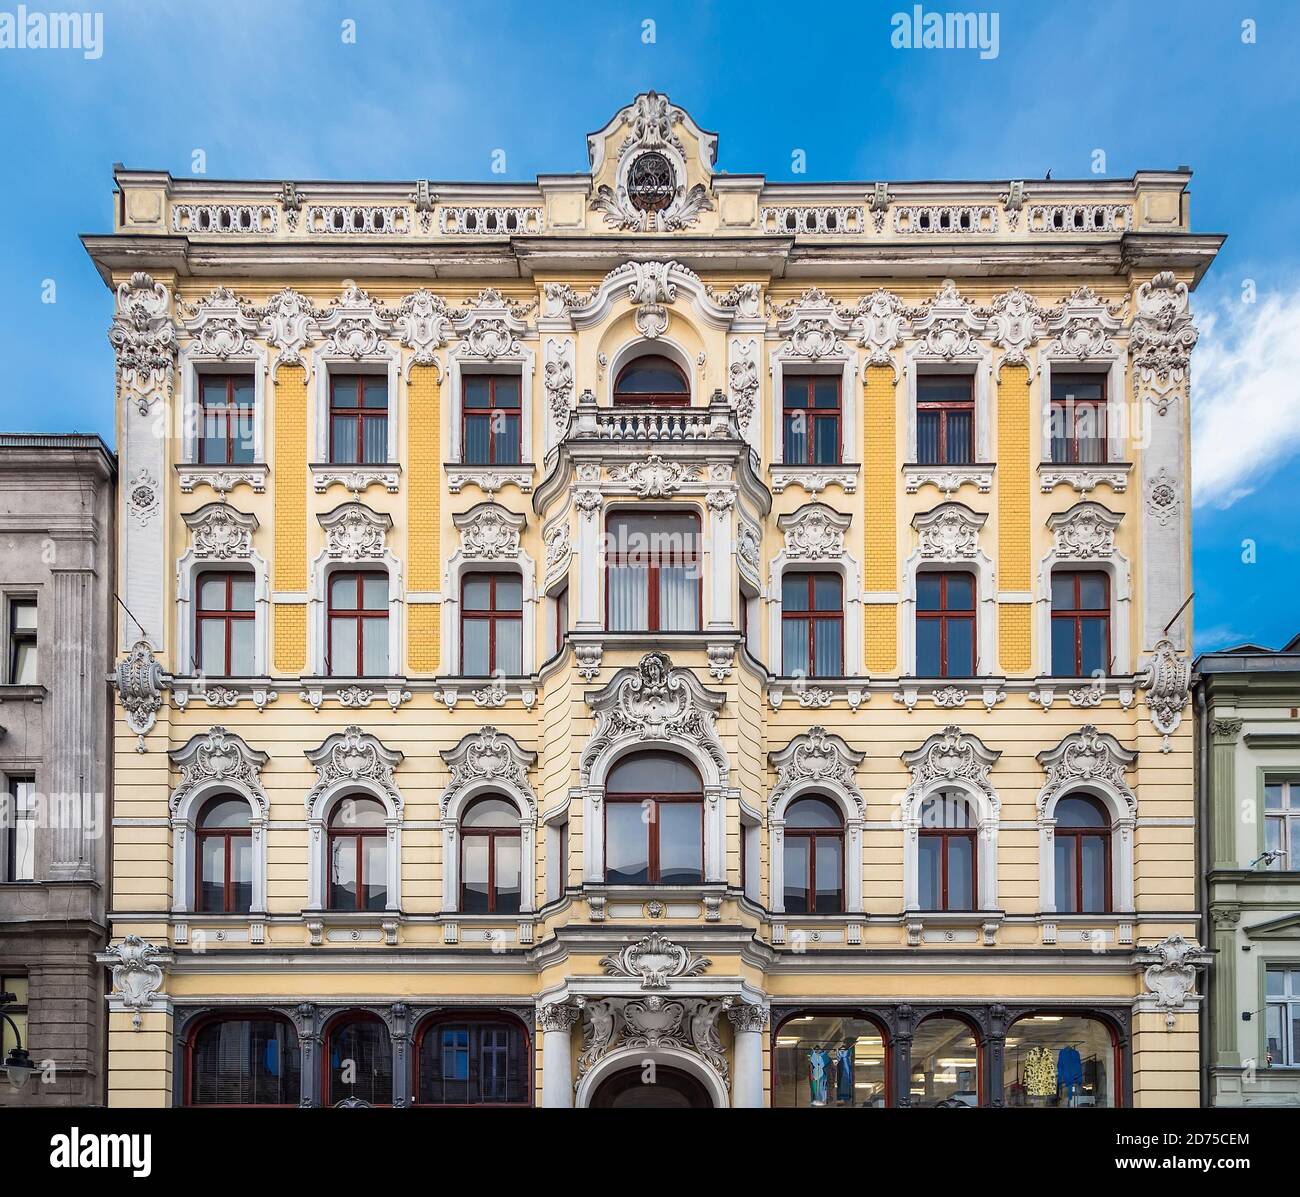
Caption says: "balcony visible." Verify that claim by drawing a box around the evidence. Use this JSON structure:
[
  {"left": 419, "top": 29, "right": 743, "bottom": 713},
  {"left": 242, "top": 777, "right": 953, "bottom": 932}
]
[{"left": 568, "top": 389, "right": 738, "bottom": 442}]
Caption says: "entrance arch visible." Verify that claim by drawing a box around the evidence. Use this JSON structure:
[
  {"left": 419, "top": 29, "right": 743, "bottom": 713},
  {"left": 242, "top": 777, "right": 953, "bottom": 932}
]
[{"left": 575, "top": 1047, "right": 728, "bottom": 1108}]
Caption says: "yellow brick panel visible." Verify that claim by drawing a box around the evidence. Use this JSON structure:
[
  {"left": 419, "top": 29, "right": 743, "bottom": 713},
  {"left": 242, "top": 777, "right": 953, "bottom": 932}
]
[
  {"left": 407, "top": 364, "right": 441, "bottom": 673},
  {"left": 862, "top": 365, "right": 896, "bottom": 590},
  {"left": 273, "top": 603, "right": 306, "bottom": 675},
  {"left": 997, "top": 364, "right": 1031, "bottom": 589},
  {"left": 999, "top": 603, "right": 1032, "bottom": 674},
  {"left": 273, "top": 364, "right": 308, "bottom": 592},
  {"left": 864, "top": 605, "right": 896, "bottom": 674}
]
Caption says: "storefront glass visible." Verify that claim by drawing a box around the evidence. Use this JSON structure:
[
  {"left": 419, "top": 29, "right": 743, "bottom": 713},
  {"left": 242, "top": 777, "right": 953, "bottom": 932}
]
[{"left": 773, "top": 1013, "right": 888, "bottom": 1107}]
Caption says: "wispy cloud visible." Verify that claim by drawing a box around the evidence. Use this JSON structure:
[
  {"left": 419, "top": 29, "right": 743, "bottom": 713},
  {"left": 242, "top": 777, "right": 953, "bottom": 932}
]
[{"left": 1192, "top": 288, "right": 1300, "bottom": 508}]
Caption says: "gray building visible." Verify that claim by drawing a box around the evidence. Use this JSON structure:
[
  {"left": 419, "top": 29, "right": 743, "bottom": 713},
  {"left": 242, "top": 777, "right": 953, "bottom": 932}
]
[
  {"left": 0, "top": 434, "right": 115, "bottom": 1106},
  {"left": 1198, "top": 635, "right": 1300, "bottom": 1107}
]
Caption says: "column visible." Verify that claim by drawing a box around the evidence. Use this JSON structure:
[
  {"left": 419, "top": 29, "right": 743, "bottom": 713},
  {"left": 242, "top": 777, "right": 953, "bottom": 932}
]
[
  {"left": 892, "top": 1004, "right": 915, "bottom": 1108},
  {"left": 293, "top": 1003, "right": 323, "bottom": 1107},
  {"left": 985, "top": 1004, "right": 1009, "bottom": 1108},
  {"left": 1210, "top": 906, "right": 1241, "bottom": 1068},
  {"left": 727, "top": 1003, "right": 768, "bottom": 1108},
  {"left": 1210, "top": 718, "right": 1243, "bottom": 869},
  {"left": 49, "top": 568, "right": 95, "bottom": 877},
  {"left": 538, "top": 1002, "right": 580, "bottom": 1108},
  {"left": 390, "top": 1003, "right": 412, "bottom": 1108}
]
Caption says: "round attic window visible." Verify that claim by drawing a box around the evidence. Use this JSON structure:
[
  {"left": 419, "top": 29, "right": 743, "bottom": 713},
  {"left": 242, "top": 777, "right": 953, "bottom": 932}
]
[{"left": 627, "top": 151, "right": 676, "bottom": 213}]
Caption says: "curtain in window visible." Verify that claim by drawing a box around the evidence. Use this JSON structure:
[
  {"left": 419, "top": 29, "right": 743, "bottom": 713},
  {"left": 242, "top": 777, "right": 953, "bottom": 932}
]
[
  {"left": 945, "top": 411, "right": 973, "bottom": 462},
  {"left": 464, "top": 415, "right": 491, "bottom": 464},
  {"left": 658, "top": 563, "right": 697, "bottom": 631},
  {"left": 783, "top": 620, "right": 809, "bottom": 677},
  {"left": 362, "top": 616, "right": 388, "bottom": 675},
  {"left": 332, "top": 417, "right": 358, "bottom": 464},
  {"left": 813, "top": 618, "right": 841, "bottom": 676},
  {"left": 608, "top": 563, "right": 648, "bottom": 630},
  {"left": 363, "top": 416, "right": 387, "bottom": 464}
]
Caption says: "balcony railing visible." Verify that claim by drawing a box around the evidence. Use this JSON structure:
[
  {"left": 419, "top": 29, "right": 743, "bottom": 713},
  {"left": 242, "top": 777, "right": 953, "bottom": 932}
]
[{"left": 569, "top": 391, "right": 740, "bottom": 442}]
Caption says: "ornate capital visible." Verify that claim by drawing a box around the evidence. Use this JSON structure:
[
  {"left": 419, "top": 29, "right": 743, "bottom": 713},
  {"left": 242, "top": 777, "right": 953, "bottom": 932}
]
[
  {"left": 726, "top": 1003, "right": 769, "bottom": 1034},
  {"left": 1210, "top": 717, "right": 1244, "bottom": 745},
  {"left": 537, "top": 1002, "right": 582, "bottom": 1034},
  {"left": 1131, "top": 271, "right": 1198, "bottom": 409},
  {"left": 99, "top": 935, "right": 173, "bottom": 1028}
]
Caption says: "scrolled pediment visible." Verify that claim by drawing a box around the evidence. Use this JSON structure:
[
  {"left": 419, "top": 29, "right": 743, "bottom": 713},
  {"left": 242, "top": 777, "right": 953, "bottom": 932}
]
[
  {"left": 319, "top": 500, "right": 392, "bottom": 560},
  {"left": 453, "top": 501, "right": 525, "bottom": 561},
  {"left": 1048, "top": 501, "right": 1122, "bottom": 560},
  {"left": 769, "top": 726, "right": 864, "bottom": 815},
  {"left": 1035, "top": 724, "right": 1136, "bottom": 817},
  {"left": 305, "top": 725, "right": 404, "bottom": 814},
  {"left": 901, "top": 725, "right": 1001, "bottom": 803},
  {"left": 169, "top": 726, "right": 268, "bottom": 816},
  {"left": 912, "top": 502, "right": 987, "bottom": 561},
  {"left": 778, "top": 502, "right": 851, "bottom": 560},
  {"left": 183, "top": 502, "right": 258, "bottom": 560},
  {"left": 440, "top": 726, "right": 537, "bottom": 814}
]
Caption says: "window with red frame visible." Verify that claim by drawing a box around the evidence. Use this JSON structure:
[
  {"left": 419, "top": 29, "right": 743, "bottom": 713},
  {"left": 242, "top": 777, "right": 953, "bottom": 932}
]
[
  {"left": 916, "top": 571, "right": 976, "bottom": 677},
  {"left": 605, "top": 752, "right": 703, "bottom": 885},
  {"left": 782, "top": 796, "right": 844, "bottom": 914},
  {"left": 198, "top": 375, "right": 255, "bottom": 465},
  {"left": 195, "top": 571, "right": 255, "bottom": 676},
  {"left": 1050, "top": 373, "right": 1108, "bottom": 464},
  {"left": 783, "top": 374, "right": 841, "bottom": 464},
  {"left": 782, "top": 572, "right": 843, "bottom": 677},
  {"left": 916, "top": 375, "right": 974, "bottom": 465},
  {"left": 460, "top": 797, "right": 521, "bottom": 915},
  {"left": 917, "top": 791, "right": 977, "bottom": 911},
  {"left": 327, "top": 796, "right": 388, "bottom": 911},
  {"left": 327, "top": 571, "right": 388, "bottom": 677},
  {"left": 195, "top": 795, "right": 252, "bottom": 913},
  {"left": 1050, "top": 570, "right": 1110, "bottom": 677},
  {"left": 461, "top": 572, "right": 522, "bottom": 676},
  {"left": 326, "top": 1013, "right": 392, "bottom": 1106},
  {"left": 329, "top": 374, "right": 388, "bottom": 465},
  {"left": 416, "top": 1015, "right": 529, "bottom": 1105},
  {"left": 187, "top": 1015, "right": 300, "bottom": 1106},
  {"left": 463, "top": 375, "right": 521, "bottom": 464},
  {"left": 1054, "top": 795, "right": 1111, "bottom": 913},
  {"left": 613, "top": 354, "right": 689, "bottom": 407},
  {"left": 605, "top": 511, "right": 700, "bottom": 632}
]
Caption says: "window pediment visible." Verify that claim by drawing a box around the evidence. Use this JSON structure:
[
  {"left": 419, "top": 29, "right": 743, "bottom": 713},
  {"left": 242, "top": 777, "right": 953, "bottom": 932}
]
[
  {"left": 305, "top": 725, "right": 404, "bottom": 816},
  {"left": 901, "top": 725, "right": 1000, "bottom": 805},
  {"left": 169, "top": 726, "right": 268, "bottom": 818},
  {"left": 778, "top": 502, "right": 851, "bottom": 561},
  {"left": 183, "top": 502, "right": 258, "bottom": 560},
  {"left": 912, "top": 502, "right": 987, "bottom": 561},
  {"left": 768, "top": 726, "right": 864, "bottom": 816},
  {"left": 440, "top": 726, "right": 537, "bottom": 815},
  {"left": 453, "top": 502, "right": 525, "bottom": 560},
  {"left": 319, "top": 501, "right": 392, "bottom": 560},
  {"left": 1035, "top": 724, "right": 1136, "bottom": 817},
  {"left": 1048, "top": 501, "right": 1122, "bottom": 559}
]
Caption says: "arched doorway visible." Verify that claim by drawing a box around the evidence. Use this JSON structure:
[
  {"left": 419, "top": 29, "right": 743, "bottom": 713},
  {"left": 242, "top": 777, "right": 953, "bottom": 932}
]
[{"left": 589, "top": 1064, "right": 714, "bottom": 1109}]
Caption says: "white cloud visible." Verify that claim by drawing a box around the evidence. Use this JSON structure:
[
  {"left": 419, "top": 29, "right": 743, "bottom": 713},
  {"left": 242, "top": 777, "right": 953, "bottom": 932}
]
[{"left": 1192, "top": 289, "right": 1300, "bottom": 508}]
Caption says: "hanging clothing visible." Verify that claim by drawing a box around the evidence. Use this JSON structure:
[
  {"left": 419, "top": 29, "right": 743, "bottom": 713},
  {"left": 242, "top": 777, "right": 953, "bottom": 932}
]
[
  {"left": 836, "top": 1046, "right": 854, "bottom": 1104},
  {"left": 808, "top": 1047, "right": 830, "bottom": 1106},
  {"left": 1023, "top": 1046, "right": 1057, "bottom": 1097},
  {"left": 1057, "top": 1046, "right": 1083, "bottom": 1101}
]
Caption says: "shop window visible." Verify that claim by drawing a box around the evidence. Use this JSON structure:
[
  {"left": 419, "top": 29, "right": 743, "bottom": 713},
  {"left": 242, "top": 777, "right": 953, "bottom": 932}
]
[
  {"left": 187, "top": 1015, "right": 300, "bottom": 1106},
  {"left": 1003, "top": 1013, "right": 1118, "bottom": 1107},
  {"left": 910, "top": 1016, "right": 980, "bottom": 1107},
  {"left": 416, "top": 1014, "right": 530, "bottom": 1105},
  {"left": 773, "top": 1013, "right": 888, "bottom": 1107}
]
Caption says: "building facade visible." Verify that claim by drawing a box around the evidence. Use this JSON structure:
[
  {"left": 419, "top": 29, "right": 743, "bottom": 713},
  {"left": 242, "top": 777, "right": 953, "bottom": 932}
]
[
  {"left": 0, "top": 434, "right": 115, "bottom": 1107},
  {"left": 1198, "top": 637, "right": 1300, "bottom": 1107},
  {"left": 89, "top": 94, "right": 1221, "bottom": 1108}
]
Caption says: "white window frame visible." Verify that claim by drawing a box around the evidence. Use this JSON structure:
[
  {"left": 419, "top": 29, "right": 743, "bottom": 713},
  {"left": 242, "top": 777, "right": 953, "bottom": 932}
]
[
  {"left": 313, "top": 355, "right": 401, "bottom": 466},
  {"left": 180, "top": 352, "right": 266, "bottom": 465},
  {"left": 903, "top": 782, "right": 999, "bottom": 912},
  {"left": 906, "top": 356, "right": 992, "bottom": 464},
  {"left": 447, "top": 349, "right": 534, "bottom": 465}
]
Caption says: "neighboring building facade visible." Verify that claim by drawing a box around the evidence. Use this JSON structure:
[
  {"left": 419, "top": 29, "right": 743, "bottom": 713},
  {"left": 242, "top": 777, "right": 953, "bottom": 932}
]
[
  {"left": 1198, "top": 637, "right": 1300, "bottom": 1107},
  {"left": 0, "top": 434, "right": 115, "bottom": 1107},
  {"left": 89, "top": 94, "right": 1221, "bottom": 1108}
]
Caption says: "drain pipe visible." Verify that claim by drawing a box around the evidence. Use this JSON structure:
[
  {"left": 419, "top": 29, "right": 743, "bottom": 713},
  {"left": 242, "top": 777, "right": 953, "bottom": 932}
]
[{"left": 1194, "top": 679, "right": 1210, "bottom": 1108}]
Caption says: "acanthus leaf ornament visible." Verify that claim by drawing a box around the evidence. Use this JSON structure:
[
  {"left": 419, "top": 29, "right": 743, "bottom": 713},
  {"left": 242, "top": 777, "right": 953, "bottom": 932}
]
[
  {"left": 453, "top": 501, "right": 525, "bottom": 560},
  {"left": 319, "top": 501, "right": 392, "bottom": 559},
  {"left": 1035, "top": 725, "right": 1136, "bottom": 817},
  {"left": 126, "top": 469, "right": 160, "bottom": 527},
  {"left": 1044, "top": 285, "right": 1124, "bottom": 361},
  {"left": 982, "top": 286, "right": 1048, "bottom": 375},
  {"left": 257, "top": 287, "right": 320, "bottom": 371},
  {"left": 318, "top": 281, "right": 393, "bottom": 360},
  {"left": 909, "top": 279, "right": 987, "bottom": 360},
  {"left": 100, "top": 935, "right": 173, "bottom": 1030},
  {"left": 1137, "top": 934, "right": 1209, "bottom": 1028},
  {"left": 1142, "top": 638, "right": 1191, "bottom": 751},
  {"left": 108, "top": 272, "right": 177, "bottom": 415},
  {"left": 168, "top": 726, "right": 269, "bottom": 817},
  {"left": 114, "top": 640, "right": 165, "bottom": 750},
  {"left": 607, "top": 454, "right": 700, "bottom": 498},
  {"left": 387, "top": 288, "right": 453, "bottom": 368},
  {"left": 304, "top": 726, "right": 404, "bottom": 814},
  {"left": 1048, "top": 501, "right": 1122, "bottom": 559},
  {"left": 181, "top": 286, "right": 261, "bottom": 359},
  {"left": 913, "top": 502, "right": 987, "bottom": 560},
  {"left": 1131, "top": 271, "right": 1198, "bottom": 412},
  {"left": 901, "top": 726, "right": 1001, "bottom": 806},
  {"left": 543, "top": 338, "right": 575, "bottom": 434},
  {"left": 769, "top": 726, "right": 865, "bottom": 814},
  {"left": 183, "top": 502, "right": 257, "bottom": 560},
  {"left": 852, "top": 287, "right": 909, "bottom": 377},
  {"left": 440, "top": 726, "right": 536, "bottom": 814},
  {"left": 599, "top": 930, "right": 711, "bottom": 990},
  {"left": 727, "top": 339, "right": 760, "bottom": 433},
  {"left": 778, "top": 502, "right": 851, "bottom": 560}
]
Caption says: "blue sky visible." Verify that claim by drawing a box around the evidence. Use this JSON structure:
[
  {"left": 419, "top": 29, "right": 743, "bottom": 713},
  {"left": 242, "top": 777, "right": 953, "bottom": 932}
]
[{"left": 1, "top": 0, "right": 1297, "bottom": 652}]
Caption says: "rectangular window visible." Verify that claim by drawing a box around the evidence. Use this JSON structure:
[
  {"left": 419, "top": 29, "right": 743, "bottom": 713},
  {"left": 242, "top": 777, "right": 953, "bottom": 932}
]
[
  {"left": 7, "top": 598, "right": 37, "bottom": 685},
  {"left": 327, "top": 572, "right": 389, "bottom": 677},
  {"left": 463, "top": 375, "right": 521, "bottom": 465},
  {"left": 461, "top": 573, "right": 523, "bottom": 676},
  {"left": 915, "top": 572, "right": 976, "bottom": 677},
  {"left": 1264, "top": 781, "right": 1300, "bottom": 870},
  {"left": 198, "top": 375, "right": 256, "bottom": 464},
  {"left": 195, "top": 572, "right": 256, "bottom": 676},
  {"left": 1265, "top": 967, "right": 1300, "bottom": 1067},
  {"left": 0, "top": 974, "right": 28, "bottom": 1061},
  {"left": 329, "top": 375, "right": 389, "bottom": 465},
  {"left": 916, "top": 375, "right": 974, "bottom": 465},
  {"left": 781, "top": 572, "right": 843, "bottom": 678},
  {"left": 552, "top": 585, "right": 569, "bottom": 657},
  {"left": 2, "top": 777, "right": 36, "bottom": 882},
  {"left": 783, "top": 375, "right": 841, "bottom": 465},
  {"left": 1050, "top": 571, "right": 1111, "bottom": 677},
  {"left": 1050, "top": 373, "right": 1107, "bottom": 464},
  {"left": 606, "top": 511, "right": 700, "bottom": 632}
]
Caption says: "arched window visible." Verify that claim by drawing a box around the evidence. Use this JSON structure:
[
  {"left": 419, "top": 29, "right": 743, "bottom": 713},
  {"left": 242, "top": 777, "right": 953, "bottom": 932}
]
[
  {"left": 461, "top": 797, "right": 522, "bottom": 915},
  {"left": 187, "top": 1014, "right": 299, "bottom": 1106},
  {"left": 461, "top": 572, "right": 523, "bottom": 676},
  {"left": 773, "top": 1012, "right": 888, "bottom": 1107},
  {"left": 327, "top": 570, "right": 389, "bottom": 677},
  {"left": 416, "top": 1013, "right": 530, "bottom": 1106},
  {"left": 328, "top": 797, "right": 388, "bottom": 911},
  {"left": 911, "top": 1016, "right": 981, "bottom": 1107},
  {"left": 326, "top": 1012, "right": 392, "bottom": 1106},
  {"left": 606, "top": 511, "right": 700, "bottom": 632},
  {"left": 782, "top": 797, "right": 844, "bottom": 914},
  {"left": 195, "top": 795, "right": 252, "bottom": 914},
  {"left": 918, "top": 792, "right": 976, "bottom": 912},
  {"left": 605, "top": 752, "right": 702, "bottom": 885},
  {"left": 613, "top": 354, "right": 689, "bottom": 407},
  {"left": 1054, "top": 795, "right": 1111, "bottom": 913},
  {"left": 782, "top": 572, "right": 843, "bottom": 677},
  {"left": 1004, "top": 1012, "right": 1119, "bottom": 1107},
  {"left": 196, "top": 571, "right": 255, "bottom": 677},
  {"left": 916, "top": 571, "right": 975, "bottom": 678}
]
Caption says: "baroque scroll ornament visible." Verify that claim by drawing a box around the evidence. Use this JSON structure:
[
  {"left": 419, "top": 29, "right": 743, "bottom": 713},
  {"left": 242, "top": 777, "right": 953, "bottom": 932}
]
[
  {"left": 1142, "top": 638, "right": 1191, "bottom": 751},
  {"left": 440, "top": 727, "right": 536, "bottom": 813},
  {"left": 182, "top": 286, "right": 261, "bottom": 359},
  {"left": 454, "top": 502, "right": 524, "bottom": 560},
  {"left": 320, "top": 502, "right": 391, "bottom": 559},
  {"left": 305, "top": 726, "right": 404, "bottom": 812},
  {"left": 108, "top": 272, "right": 177, "bottom": 414},
  {"left": 600, "top": 930, "right": 711, "bottom": 990},
  {"left": 1131, "top": 271, "right": 1198, "bottom": 407},
  {"left": 576, "top": 994, "right": 732, "bottom": 1088},
  {"left": 102, "top": 935, "right": 173, "bottom": 1028},
  {"left": 1138, "top": 934, "right": 1207, "bottom": 1027},
  {"left": 168, "top": 726, "right": 269, "bottom": 816},
  {"left": 1035, "top": 725, "right": 1136, "bottom": 815},
  {"left": 114, "top": 640, "right": 164, "bottom": 749},
  {"left": 184, "top": 503, "right": 256, "bottom": 559},
  {"left": 901, "top": 726, "right": 1001, "bottom": 803},
  {"left": 769, "top": 727, "right": 865, "bottom": 813}
]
